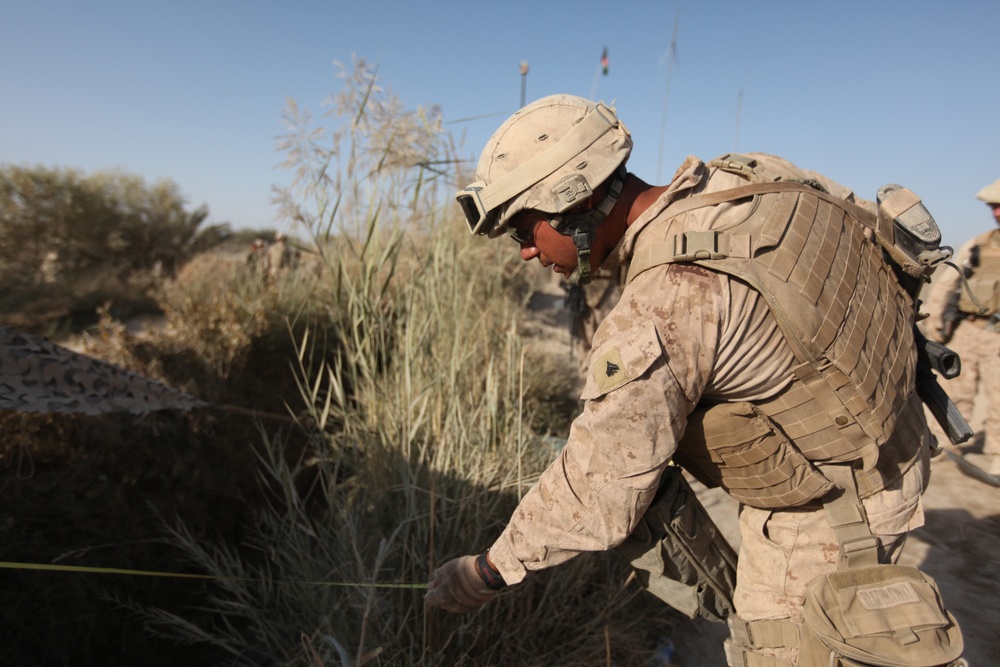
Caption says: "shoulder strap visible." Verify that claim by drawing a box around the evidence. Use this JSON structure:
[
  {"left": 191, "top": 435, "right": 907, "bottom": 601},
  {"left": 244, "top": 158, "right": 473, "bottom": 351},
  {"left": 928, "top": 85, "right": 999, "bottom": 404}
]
[{"left": 626, "top": 181, "right": 877, "bottom": 286}]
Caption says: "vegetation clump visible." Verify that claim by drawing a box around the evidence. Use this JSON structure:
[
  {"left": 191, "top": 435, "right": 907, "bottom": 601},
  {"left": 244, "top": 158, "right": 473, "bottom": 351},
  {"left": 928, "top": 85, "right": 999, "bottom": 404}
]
[{"left": 0, "top": 164, "right": 249, "bottom": 334}]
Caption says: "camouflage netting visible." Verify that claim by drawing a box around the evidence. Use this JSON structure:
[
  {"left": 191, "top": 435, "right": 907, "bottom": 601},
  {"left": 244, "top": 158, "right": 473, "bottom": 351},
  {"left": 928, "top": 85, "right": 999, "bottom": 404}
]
[{"left": 0, "top": 325, "right": 206, "bottom": 415}]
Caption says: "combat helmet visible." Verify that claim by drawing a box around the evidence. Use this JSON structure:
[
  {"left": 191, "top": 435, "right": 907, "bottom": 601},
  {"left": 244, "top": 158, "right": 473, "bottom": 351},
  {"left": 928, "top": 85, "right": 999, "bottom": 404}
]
[
  {"left": 456, "top": 94, "right": 632, "bottom": 284},
  {"left": 976, "top": 178, "right": 1000, "bottom": 205}
]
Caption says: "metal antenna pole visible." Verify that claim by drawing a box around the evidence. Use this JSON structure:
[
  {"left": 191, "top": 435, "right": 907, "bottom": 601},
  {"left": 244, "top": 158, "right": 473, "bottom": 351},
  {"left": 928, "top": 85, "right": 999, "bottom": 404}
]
[{"left": 520, "top": 61, "right": 529, "bottom": 108}]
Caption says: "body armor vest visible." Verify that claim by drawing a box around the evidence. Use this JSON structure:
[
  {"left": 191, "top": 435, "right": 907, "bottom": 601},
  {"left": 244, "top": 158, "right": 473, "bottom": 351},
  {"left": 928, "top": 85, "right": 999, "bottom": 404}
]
[
  {"left": 957, "top": 231, "right": 1000, "bottom": 315},
  {"left": 628, "top": 155, "right": 922, "bottom": 504}
]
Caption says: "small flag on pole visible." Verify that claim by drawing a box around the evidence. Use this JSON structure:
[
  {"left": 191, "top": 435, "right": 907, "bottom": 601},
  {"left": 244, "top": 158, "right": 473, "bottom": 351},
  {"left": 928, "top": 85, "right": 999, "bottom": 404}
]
[{"left": 601, "top": 47, "right": 609, "bottom": 75}]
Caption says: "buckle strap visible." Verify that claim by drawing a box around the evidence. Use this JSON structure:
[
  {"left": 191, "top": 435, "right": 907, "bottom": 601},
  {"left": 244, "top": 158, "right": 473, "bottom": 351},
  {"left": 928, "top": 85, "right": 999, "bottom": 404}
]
[
  {"left": 819, "top": 464, "right": 880, "bottom": 570},
  {"left": 726, "top": 616, "right": 798, "bottom": 667},
  {"left": 724, "top": 639, "right": 795, "bottom": 667},
  {"left": 560, "top": 165, "right": 627, "bottom": 286},
  {"left": 670, "top": 230, "right": 753, "bottom": 262},
  {"left": 728, "top": 617, "right": 801, "bottom": 650}
]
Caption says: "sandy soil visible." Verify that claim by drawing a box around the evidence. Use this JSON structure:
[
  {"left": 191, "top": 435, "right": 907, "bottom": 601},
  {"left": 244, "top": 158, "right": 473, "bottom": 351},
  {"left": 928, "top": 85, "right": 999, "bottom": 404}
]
[{"left": 524, "top": 266, "right": 999, "bottom": 666}]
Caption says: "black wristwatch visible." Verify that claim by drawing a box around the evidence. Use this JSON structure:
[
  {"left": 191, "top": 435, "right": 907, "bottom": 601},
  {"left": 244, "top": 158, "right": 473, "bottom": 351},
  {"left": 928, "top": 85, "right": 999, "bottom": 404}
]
[{"left": 475, "top": 550, "right": 507, "bottom": 590}]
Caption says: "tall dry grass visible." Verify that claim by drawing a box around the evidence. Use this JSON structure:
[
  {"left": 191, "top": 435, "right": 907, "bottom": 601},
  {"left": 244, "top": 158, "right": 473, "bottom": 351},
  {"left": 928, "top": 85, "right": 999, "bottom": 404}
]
[{"left": 122, "top": 58, "right": 678, "bottom": 665}]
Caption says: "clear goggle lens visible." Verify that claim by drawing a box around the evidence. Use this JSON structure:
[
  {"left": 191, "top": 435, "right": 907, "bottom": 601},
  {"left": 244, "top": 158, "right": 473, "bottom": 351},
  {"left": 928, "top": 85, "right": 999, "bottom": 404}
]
[{"left": 456, "top": 186, "right": 499, "bottom": 236}]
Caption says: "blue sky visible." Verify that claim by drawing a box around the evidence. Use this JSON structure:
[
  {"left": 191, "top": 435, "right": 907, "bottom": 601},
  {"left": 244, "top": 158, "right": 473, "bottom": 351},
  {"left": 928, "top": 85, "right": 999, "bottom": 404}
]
[{"left": 2, "top": 0, "right": 998, "bottom": 246}]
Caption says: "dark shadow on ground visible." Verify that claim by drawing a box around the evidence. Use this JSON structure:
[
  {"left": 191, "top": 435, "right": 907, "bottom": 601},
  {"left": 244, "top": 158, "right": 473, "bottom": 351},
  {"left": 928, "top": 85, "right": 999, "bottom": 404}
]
[{"left": 904, "top": 505, "right": 1000, "bottom": 665}]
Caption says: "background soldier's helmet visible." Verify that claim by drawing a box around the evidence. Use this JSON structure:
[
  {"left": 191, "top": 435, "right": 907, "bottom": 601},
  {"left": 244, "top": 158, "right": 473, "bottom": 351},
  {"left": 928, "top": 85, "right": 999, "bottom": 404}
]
[
  {"left": 976, "top": 178, "right": 1000, "bottom": 205},
  {"left": 456, "top": 94, "right": 632, "bottom": 238}
]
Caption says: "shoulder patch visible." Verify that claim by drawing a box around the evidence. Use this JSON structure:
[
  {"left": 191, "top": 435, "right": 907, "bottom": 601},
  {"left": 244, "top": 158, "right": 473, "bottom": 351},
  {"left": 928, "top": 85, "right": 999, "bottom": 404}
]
[
  {"left": 594, "top": 346, "right": 627, "bottom": 393},
  {"left": 582, "top": 320, "right": 663, "bottom": 400}
]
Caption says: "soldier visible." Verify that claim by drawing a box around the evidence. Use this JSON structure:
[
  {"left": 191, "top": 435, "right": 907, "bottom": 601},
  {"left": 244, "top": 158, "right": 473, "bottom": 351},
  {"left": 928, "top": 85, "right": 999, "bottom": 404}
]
[
  {"left": 245, "top": 239, "right": 268, "bottom": 276},
  {"left": 924, "top": 178, "right": 1000, "bottom": 474},
  {"left": 265, "top": 232, "right": 292, "bottom": 280},
  {"left": 426, "top": 95, "right": 964, "bottom": 666}
]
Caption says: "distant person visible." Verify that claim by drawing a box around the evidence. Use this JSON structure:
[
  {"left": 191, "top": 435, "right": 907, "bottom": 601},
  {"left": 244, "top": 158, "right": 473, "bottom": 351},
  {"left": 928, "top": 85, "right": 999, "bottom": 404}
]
[
  {"left": 265, "top": 233, "right": 292, "bottom": 280},
  {"left": 36, "top": 250, "right": 60, "bottom": 285},
  {"left": 924, "top": 178, "right": 1000, "bottom": 475},
  {"left": 426, "top": 94, "right": 964, "bottom": 666},
  {"left": 246, "top": 239, "right": 268, "bottom": 276}
]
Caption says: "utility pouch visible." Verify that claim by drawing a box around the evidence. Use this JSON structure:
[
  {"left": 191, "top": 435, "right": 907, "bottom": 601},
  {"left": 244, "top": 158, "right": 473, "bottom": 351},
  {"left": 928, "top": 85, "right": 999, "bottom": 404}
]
[
  {"left": 615, "top": 465, "right": 737, "bottom": 622},
  {"left": 672, "top": 402, "right": 833, "bottom": 509},
  {"left": 800, "top": 564, "right": 964, "bottom": 667}
]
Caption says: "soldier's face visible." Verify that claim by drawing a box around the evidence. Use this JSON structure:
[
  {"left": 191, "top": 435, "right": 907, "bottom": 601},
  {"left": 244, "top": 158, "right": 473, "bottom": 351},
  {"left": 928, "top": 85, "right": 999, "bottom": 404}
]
[
  {"left": 509, "top": 212, "right": 583, "bottom": 277},
  {"left": 990, "top": 204, "right": 1000, "bottom": 226}
]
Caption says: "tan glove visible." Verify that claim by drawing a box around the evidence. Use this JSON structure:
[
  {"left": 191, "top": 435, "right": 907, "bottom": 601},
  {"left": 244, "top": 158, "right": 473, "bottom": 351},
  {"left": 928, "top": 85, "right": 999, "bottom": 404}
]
[{"left": 425, "top": 555, "right": 497, "bottom": 613}]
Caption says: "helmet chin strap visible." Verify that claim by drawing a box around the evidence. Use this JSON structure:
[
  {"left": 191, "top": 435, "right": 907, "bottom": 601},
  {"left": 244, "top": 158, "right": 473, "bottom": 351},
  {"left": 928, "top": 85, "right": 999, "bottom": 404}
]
[{"left": 555, "top": 166, "right": 627, "bottom": 285}]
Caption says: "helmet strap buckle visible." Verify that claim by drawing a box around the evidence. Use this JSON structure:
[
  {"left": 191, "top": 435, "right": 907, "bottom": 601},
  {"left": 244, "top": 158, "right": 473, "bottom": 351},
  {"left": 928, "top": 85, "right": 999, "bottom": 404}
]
[{"left": 558, "top": 166, "right": 627, "bottom": 286}]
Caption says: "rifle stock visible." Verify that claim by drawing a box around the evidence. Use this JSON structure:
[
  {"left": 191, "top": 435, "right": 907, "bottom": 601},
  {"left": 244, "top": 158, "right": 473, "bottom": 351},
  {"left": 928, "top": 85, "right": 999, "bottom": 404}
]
[{"left": 914, "top": 327, "right": 973, "bottom": 444}]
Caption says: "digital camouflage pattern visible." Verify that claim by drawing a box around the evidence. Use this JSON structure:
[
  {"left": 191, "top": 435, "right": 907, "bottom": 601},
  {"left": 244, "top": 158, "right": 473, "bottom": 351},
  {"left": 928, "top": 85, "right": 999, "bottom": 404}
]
[{"left": 0, "top": 325, "right": 206, "bottom": 415}]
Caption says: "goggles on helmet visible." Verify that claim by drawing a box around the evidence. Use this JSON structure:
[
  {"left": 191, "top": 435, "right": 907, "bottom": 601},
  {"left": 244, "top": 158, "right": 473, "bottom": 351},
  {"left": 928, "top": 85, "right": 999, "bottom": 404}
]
[{"left": 456, "top": 183, "right": 499, "bottom": 236}]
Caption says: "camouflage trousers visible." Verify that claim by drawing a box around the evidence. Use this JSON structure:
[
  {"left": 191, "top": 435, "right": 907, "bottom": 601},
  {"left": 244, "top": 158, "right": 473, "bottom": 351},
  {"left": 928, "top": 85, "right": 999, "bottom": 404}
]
[{"left": 731, "top": 453, "right": 929, "bottom": 665}]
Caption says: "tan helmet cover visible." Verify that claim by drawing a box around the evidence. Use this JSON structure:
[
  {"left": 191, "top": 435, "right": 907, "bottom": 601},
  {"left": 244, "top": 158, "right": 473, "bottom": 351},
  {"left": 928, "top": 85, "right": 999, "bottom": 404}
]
[
  {"left": 471, "top": 94, "right": 632, "bottom": 238},
  {"left": 976, "top": 178, "right": 1000, "bottom": 205}
]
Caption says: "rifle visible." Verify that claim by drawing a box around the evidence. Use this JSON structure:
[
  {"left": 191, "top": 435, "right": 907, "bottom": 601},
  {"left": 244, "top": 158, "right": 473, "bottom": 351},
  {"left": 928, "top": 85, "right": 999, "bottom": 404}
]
[{"left": 914, "top": 326, "right": 973, "bottom": 445}]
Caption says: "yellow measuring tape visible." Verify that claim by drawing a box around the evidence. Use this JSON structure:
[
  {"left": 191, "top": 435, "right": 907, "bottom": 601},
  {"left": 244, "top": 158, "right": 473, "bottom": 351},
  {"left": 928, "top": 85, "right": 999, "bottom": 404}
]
[{"left": 0, "top": 561, "right": 426, "bottom": 589}]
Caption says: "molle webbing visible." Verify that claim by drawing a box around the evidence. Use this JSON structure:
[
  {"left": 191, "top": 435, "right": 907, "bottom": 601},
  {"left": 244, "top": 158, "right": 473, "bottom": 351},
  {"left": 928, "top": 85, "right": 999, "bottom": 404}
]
[
  {"left": 755, "top": 387, "right": 927, "bottom": 499},
  {"left": 672, "top": 402, "right": 834, "bottom": 509},
  {"left": 632, "top": 176, "right": 917, "bottom": 477}
]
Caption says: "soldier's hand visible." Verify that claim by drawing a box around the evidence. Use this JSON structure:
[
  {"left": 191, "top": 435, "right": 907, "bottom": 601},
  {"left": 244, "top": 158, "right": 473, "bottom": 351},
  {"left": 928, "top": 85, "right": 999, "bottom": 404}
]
[{"left": 425, "top": 555, "right": 496, "bottom": 613}]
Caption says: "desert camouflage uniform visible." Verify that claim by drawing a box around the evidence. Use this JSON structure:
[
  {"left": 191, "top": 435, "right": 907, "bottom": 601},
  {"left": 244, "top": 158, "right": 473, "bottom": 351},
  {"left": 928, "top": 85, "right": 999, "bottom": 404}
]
[
  {"left": 488, "top": 154, "right": 931, "bottom": 664},
  {"left": 923, "top": 229, "right": 1000, "bottom": 473}
]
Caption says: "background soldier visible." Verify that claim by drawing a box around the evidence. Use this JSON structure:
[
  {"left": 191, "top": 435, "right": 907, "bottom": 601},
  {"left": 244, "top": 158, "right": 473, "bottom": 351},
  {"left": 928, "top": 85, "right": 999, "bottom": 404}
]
[
  {"left": 245, "top": 238, "right": 268, "bottom": 276},
  {"left": 265, "top": 232, "right": 292, "bottom": 280},
  {"left": 427, "top": 95, "right": 962, "bottom": 666},
  {"left": 924, "top": 178, "right": 1000, "bottom": 475}
]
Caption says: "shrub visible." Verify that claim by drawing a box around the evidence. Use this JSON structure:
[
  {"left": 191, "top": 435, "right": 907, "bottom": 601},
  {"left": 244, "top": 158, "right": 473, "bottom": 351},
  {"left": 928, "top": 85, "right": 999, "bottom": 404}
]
[{"left": 0, "top": 165, "right": 233, "bottom": 332}]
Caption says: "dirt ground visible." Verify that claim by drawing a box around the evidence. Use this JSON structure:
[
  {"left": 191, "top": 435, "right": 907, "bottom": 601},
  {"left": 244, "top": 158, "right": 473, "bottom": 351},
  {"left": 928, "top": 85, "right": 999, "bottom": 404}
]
[{"left": 525, "top": 266, "right": 1000, "bottom": 666}]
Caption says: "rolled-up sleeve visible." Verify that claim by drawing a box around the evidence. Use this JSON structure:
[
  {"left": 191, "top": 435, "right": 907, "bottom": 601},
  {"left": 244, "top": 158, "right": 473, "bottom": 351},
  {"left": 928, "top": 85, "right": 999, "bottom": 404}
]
[{"left": 489, "top": 264, "right": 725, "bottom": 584}]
